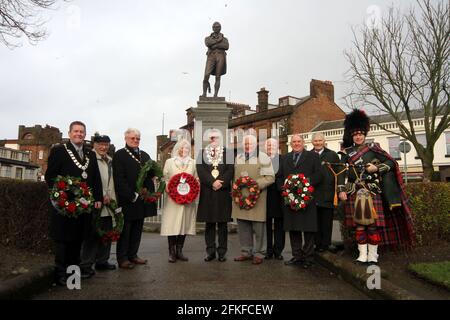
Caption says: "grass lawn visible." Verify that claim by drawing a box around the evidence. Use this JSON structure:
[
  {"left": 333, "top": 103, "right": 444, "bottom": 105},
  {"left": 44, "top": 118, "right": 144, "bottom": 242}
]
[{"left": 408, "top": 261, "right": 450, "bottom": 291}]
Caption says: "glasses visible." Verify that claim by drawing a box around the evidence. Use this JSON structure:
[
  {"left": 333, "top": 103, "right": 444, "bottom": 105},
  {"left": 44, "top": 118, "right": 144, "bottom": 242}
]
[
  {"left": 129, "top": 137, "right": 141, "bottom": 141},
  {"left": 209, "top": 136, "right": 219, "bottom": 140}
]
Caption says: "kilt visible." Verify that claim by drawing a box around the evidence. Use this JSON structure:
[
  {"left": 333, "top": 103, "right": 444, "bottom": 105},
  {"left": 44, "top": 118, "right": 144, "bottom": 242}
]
[{"left": 344, "top": 191, "right": 386, "bottom": 228}]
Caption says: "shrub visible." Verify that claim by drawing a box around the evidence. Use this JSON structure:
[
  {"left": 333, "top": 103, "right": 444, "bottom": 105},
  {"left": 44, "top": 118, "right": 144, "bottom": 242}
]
[
  {"left": 0, "top": 179, "right": 51, "bottom": 253},
  {"left": 406, "top": 182, "right": 450, "bottom": 246}
]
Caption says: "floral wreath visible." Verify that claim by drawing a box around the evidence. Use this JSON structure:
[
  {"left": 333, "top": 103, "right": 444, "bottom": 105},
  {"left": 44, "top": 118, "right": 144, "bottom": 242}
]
[
  {"left": 136, "top": 160, "right": 166, "bottom": 203},
  {"left": 49, "top": 175, "right": 94, "bottom": 218},
  {"left": 167, "top": 173, "right": 200, "bottom": 204},
  {"left": 281, "top": 173, "right": 314, "bottom": 211},
  {"left": 232, "top": 176, "right": 260, "bottom": 210},
  {"left": 96, "top": 199, "right": 124, "bottom": 243}
]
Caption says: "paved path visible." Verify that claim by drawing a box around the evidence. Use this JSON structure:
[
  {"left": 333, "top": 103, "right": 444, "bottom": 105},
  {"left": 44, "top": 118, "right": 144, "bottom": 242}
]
[{"left": 34, "top": 232, "right": 367, "bottom": 300}]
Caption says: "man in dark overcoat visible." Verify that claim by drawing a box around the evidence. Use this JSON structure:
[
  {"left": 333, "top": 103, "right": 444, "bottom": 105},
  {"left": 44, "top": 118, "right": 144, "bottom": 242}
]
[
  {"left": 311, "top": 132, "right": 340, "bottom": 252},
  {"left": 264, "top": 138, "right": 285, "bottom": 260},
  {"left": 45, "top": 121, "right": 103, "bottom": 285},
  {"left": 113, "top": 128, "right": 157, "bottom": 269},
  {"left": 277, "top": 134, "right": 322, "bottom": 269},
  {"left": 196, "top": 129, "right": 234, "bottom": 262}
]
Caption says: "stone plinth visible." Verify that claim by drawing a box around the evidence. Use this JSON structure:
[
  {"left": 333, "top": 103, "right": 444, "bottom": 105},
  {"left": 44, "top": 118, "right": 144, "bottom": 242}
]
[{"left": 192, "top": 97, "right": 231, "bottom": 149}]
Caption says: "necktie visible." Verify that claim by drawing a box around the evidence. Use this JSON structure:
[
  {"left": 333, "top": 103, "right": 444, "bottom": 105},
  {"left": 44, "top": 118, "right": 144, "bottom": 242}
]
[
  {"left": 78, "top": 148, "right": 84, "bottom": 160},
  {"left": 245, "top": 153, "right": 250, "bottom": 161},
  {"left": 294, "top": 153, "right": 299, "bottom": 165}
]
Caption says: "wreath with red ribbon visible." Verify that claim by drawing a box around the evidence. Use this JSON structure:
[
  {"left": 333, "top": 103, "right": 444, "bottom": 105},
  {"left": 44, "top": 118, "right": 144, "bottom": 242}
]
[
  {"left": 281, "top": 173, "right": 314, "bottom": 211},
  {"left": 136, "top": 160, "right": 165, "bottom": 203},
  {"left": 232, "top": 176, "right": 260, "bottom": 210},
  {"left": 167, "top": 173, "right": 200, "bottom": 204},
  {"left": 49, "top": 175, "right": 94, "bottom": 218},
  {"left": 95, "top": 199, "right": 124, "bottom": 243}
]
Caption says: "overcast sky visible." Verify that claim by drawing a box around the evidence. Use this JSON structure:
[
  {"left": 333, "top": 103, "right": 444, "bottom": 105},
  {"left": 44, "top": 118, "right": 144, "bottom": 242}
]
[{"left": 0, "top": 0, "right": 418, "bottom": 158}]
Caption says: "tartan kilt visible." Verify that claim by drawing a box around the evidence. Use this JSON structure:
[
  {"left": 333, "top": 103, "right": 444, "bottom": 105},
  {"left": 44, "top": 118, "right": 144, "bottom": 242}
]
[{"left": 344, "top": 192, "right": 385, "bottom": 228}]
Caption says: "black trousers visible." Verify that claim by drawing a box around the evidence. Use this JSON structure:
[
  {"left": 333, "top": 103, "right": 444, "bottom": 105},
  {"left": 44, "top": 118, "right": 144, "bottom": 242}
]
[
  {"left": 266, "top": 217, "right": 285, "bottom": 256},
  {"left": 289, "top": 231, "right": 315, "bottom": 262},
  {"left": 54, "top": 240, "right": 82, "bottom": 278},
  {"left": 116, "top": 219, "right": 144, "bottom": 264},
  {"left": 80, "top": 216, "right": 113, "bottom": 269},
  {"left": 315, "top": 206, "right": 334, "bottom": 249},
  {"left": 205, "top": 222, "right": 228, "bottom": 257}
]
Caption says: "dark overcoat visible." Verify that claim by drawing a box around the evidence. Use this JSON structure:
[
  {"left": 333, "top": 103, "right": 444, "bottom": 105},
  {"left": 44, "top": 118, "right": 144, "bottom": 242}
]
[
  {"left": 315, "top": 148, "right": 340, "bottom": 209},
  {"left": 196, "top": 148, "right": 234, "bottom": 223},
  {"left": 112, "top": 145, "right": 157, "bottom": 221},
  {"left": 45, "top": 142, "right": 103, "bottom": 241},
  {"left": 266, "top": 154, "right": 283, "bottom": 218},
  {"left": 276, "top": 150, "right": 322, "bottom": 232}
]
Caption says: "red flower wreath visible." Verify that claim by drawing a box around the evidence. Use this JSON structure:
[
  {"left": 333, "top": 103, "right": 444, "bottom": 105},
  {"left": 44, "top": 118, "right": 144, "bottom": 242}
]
[
  {"left": 167, "top": 173, "right": 200, "bottom": 205},
  {"left": 281, "top": 173, "right": 314, "bottom": 211},
  {"left": 49, "top": 175, "right": 94, "bottom": 218},
  {"left": 232, "top": 176, "right": 260, "bottom": 210}
]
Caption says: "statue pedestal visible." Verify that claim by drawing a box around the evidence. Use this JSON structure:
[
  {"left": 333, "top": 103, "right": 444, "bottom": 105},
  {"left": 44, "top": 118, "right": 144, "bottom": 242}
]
[{"left": 192, "top": 96, "right": 231, "bottom": 149}]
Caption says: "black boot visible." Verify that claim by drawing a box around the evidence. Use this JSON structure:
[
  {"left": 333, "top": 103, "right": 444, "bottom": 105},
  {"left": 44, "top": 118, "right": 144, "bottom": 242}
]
[
  {"left": 168, "top": 236, "right": 177, "bottom": 263},
  {"left": 176, "top": 235, "right": 188, "bottom": 261}
]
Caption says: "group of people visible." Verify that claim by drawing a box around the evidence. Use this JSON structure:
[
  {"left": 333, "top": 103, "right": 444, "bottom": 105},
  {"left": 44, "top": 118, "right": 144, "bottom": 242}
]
[{"left": 45, "top": 109, "right": 415, "bottom": 286}]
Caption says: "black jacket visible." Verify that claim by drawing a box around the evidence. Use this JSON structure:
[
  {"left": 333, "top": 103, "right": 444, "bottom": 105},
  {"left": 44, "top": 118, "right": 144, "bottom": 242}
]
[
  {"left": 276, "top": 150, "right": 322, "bottom": 232},
  {"left": 196, "top": 148, "right": 234, "bottom": 223},
  {"left": 315, "top": 148, "right": 340, "bottom": 209},
  {"left": 266, "top": 154, "right": 283, "bottom": 218},
  {"left": 113, "top": 145, "right": 157, "bottom": 221},
  {"left": 45, "top": 142, "right": 102, "bottom": 242}
]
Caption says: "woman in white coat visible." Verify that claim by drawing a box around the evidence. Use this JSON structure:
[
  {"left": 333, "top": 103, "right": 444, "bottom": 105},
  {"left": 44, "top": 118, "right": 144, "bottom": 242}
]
[{"left": 161, "top": 139, "right": 199, "bottom": 263}]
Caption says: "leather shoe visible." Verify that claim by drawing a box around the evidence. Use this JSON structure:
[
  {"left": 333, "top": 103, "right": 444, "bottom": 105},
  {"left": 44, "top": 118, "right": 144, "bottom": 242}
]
[
  {"left": 284, "top": 257, "right": 304, "bottom": 266},
  {"left": 95, "top": 262, "right": 116, "bottom": 271},
  {"left": 274, "top": 254, "right": 284, "bottom": 260},
  {"left": 204, "top": 254, "right": 216, "bottom": 262},
  {"left": 218, "top": 256, "right": 226, "bottom": 262},
  {"left": 265, "top": 253, "right": 273, "bottom": 260},
  {"left": 252, "top": 256, "right": 264, "bottom": 265},
  {"left": 302, "top": 261, "right": 314, "bottom": 269},
  {"left": 130, "top": 257, "right": 147, "bottom": 265},
  {"left": 81, "top": 268, "right": 94, "bottom": 279},
  {"left": 119, "top": 261, "right": 135, "bottom": 269},
  {"left": 234, "top": 255, "right": 252, "bottom": 262},
  {"left": 55, "top": 276, "right": 67, "bottom": 286}
]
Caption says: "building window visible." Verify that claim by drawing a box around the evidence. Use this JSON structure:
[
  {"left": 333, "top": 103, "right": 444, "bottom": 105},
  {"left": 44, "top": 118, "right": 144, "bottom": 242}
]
[
  {"left": 415, "top": 134, "right": 427, "bottom": 159},
  {"left": 15, "top": 167, "right": 23, "bottom": 179},
  {"left": 39, "top": 150, "right": 44, "bottom": 160},
  {"left": 0, "top": 166, "right": 12, "bottom": 178},
  {"left": 446, "top": 132, "right": 450, "bottom": 156},
  {"left": 388, "top": 137, "right": 401, "bottom": 160},
  {"left": 0, "top": 149, "right": 7, "bottom": 158},
  {"left": 11, "top": 151, "right": 18, "bottom": 160},
  {"left": 24, "top": 169, "right": 36, "bottom": 180}
]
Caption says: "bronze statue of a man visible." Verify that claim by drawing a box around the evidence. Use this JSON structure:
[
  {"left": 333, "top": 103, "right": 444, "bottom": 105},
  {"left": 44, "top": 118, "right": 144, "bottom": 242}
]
[{"left": 202, "top": 22, "right": 229, "bottom": 98}]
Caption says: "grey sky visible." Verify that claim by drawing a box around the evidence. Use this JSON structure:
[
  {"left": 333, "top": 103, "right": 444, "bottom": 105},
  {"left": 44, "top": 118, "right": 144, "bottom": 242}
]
[{"left": 0, "top": 0, "right": 418, "bottom": 158}]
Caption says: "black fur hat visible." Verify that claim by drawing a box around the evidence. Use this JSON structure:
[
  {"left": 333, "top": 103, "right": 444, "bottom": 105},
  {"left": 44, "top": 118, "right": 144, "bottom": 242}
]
[{"left": 342, "top": 109, "right": 370, "bottom": 148}]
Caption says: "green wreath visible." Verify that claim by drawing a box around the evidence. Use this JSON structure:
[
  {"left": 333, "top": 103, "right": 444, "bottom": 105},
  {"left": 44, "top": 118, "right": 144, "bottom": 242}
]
[
  {"left": 136, "top": 160, "right": 166, "bottom": 203},
  {"left": 96, "top": 199, "right": 124, "bottom": 243}
]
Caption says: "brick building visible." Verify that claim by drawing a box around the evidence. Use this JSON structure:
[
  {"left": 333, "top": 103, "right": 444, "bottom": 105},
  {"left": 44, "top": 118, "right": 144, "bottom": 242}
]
[
  {"left": 228, "top": 79, "right": 346, "bottom": 154},
  {"left": 17, "top": 125, "right": 63, "bottom": 180}
]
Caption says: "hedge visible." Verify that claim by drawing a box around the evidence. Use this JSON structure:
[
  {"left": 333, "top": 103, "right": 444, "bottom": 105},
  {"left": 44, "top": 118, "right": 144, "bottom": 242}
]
[
  {"left": 406, "top": 182, "right": 450, "bottom": 245},
  {"left": 0, "top": 179, "right": 51, "bottom": 253}
]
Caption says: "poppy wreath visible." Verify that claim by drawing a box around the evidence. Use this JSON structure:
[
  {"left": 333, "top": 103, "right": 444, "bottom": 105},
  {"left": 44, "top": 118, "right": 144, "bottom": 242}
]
[
  {"left": 49, "top": 175, "right": 95, "bottom": 218},
  {"left": 281, "top": 173, "right": 314, "bottom": 211},
  {"left": 96, "top": 199, "right": 124, "bottom": 243},
  {"left": 167, "top": 173, "right": 200, "bottom": 204},
  {"left": 136, "top": 160, "right": 166, "bottom": 203},
  {"left": 232, "top": 176, "right": 260, "bottom": 210}
]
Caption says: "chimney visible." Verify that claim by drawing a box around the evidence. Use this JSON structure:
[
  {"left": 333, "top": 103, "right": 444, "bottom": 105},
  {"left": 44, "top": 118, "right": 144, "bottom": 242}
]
[
  {"left": 256, "top": 87, "right": 269, "bottom": 112},
  {"left": 310, "top": 79, "right": 334, "bottom": 101}
]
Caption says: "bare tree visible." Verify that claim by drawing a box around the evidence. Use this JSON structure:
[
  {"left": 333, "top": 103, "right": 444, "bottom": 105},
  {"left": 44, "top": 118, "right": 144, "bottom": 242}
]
[
  {"left": 0, "top": 0, "right": 58, "bottom": 48},
  {"left": 345, "top": 0, "right": 449, "bottom": 181}
]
